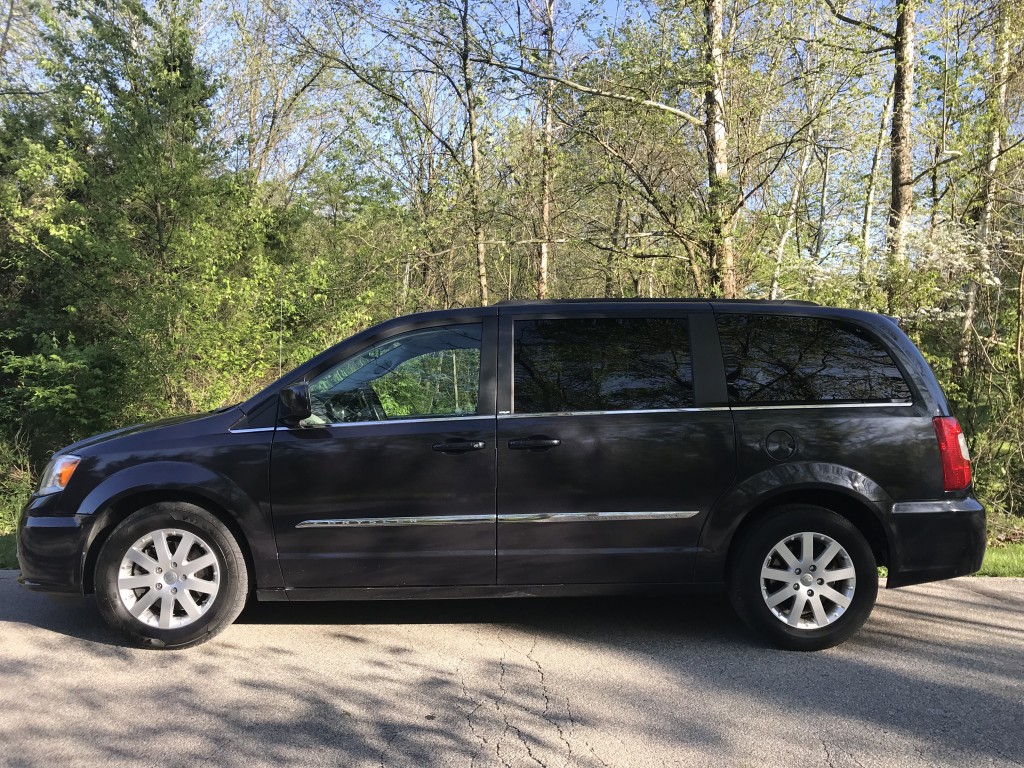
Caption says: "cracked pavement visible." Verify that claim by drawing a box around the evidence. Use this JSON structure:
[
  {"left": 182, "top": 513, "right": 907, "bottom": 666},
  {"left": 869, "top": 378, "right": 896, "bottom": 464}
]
[{"left": 1, "top": 573, "right": 1022, "bottom": 767}]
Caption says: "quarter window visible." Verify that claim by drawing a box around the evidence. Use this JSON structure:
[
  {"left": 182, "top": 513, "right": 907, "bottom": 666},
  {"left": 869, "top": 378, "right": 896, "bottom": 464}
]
[
  {"left": 307, "top": 325, "right": 481, "bottom": 423},
  {"left": 716, "top": 315, "right": 912, "bottom": 404},
  {"left": 513, "top": 318, "right": 694, "bottom": 413}
]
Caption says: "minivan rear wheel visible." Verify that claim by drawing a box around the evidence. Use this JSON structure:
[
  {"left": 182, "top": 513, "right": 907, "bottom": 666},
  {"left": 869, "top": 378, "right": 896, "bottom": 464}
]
[
  {"left": 729, "top": 505, "right": 878, "bottom": 651},
  {"left": 95, "top": 502, "right": 248, "bottom": 649}
]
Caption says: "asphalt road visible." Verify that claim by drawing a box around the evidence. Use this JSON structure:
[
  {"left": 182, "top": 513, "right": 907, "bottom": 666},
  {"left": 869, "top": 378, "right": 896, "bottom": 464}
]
[{"left": 1, "top": 573, "right": 1022, "bottom": 768}]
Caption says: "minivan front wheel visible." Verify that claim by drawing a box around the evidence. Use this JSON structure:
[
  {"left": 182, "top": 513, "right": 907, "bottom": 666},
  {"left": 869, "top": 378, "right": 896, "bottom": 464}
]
[
  {"left": 95, "top": 502, "right": 248, "bottom": 649},
  {"left": 729, "top": 506, "right": 878, "bottom": 651}
]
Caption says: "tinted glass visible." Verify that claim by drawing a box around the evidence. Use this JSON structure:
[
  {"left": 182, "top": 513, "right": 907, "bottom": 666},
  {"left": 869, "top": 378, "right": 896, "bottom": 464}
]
[
  {"left": 513, "top": 318, "right": 693, "bottom": 413},
  {"left": 716, "top": 315, "right": 912, "bottom": 404},
  {"left": 308, "top": 325, "right": 481, "bottom": 422}
]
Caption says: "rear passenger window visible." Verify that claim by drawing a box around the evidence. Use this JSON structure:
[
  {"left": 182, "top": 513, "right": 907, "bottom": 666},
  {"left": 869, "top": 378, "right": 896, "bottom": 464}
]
[
  {"left": 513, "top": 318, "right": 694, "bottom": 413},
  {"left": 716, "top": 315, "right": 912, "bottom": 404}
]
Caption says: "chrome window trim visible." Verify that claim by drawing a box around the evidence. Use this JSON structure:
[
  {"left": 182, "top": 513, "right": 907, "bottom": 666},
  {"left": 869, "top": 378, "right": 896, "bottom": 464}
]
[
  {"left": 498, "top": 510, "right": 700, "bottom": 523},
  {"left": 234, "top": 414, "right": 494, "bottom": 433},
  {"left": 296, "top": 514, "right": 495, "bottom": 529},
  {"left": 294, "top": 414, "right": 493, "bottom": 430},
  {"left": 238, "top": 403, "right": 911, "bottom": 430},
  {"left": 500, "top": 402, "right": 912, "bottom": 417},
  {"left": 729, "top": 401, "right": 914, "bottom": 411},
  {"left": 500, "top": 407, "right": 729, "bottom": 418}
]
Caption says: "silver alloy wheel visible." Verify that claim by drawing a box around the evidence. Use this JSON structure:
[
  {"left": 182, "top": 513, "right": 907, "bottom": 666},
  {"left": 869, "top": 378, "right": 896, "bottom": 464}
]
[
  {"left": 117, "top": 528, "right": 221, "bottom": 629},
  {"left": 759, "top": 531, "right": 857, "bottom": 630}
]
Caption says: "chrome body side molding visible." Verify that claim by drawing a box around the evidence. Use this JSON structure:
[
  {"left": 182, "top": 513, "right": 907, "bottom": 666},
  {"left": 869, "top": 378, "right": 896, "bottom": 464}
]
[
  {"left": 296, "top": 514, "right": 495, "bottom": 529},
  {"left": 296, "top": 510, "right": 701, "bottom": 529},
  {"left": 498, "top": 510, "right": 700, "bottom": 523}
]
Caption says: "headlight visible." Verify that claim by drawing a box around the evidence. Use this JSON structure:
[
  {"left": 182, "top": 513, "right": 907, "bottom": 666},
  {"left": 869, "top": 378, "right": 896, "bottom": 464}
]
[{"left": 37, "top": 455, "right": 81, "bottom": 496}]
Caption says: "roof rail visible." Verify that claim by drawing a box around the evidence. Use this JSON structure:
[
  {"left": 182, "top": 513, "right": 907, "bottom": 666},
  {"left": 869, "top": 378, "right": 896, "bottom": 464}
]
[{"left": 493, "top": 298, "right": 820, "bottom": 306}]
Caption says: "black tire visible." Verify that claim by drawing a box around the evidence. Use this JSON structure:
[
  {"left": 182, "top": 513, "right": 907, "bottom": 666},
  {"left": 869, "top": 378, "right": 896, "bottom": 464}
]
[
  {"left": 728, "top": 505, "right": 878, "bottom": 651},
  {"left": 95, "top": 502, "right": 249, "bottom": 649}
]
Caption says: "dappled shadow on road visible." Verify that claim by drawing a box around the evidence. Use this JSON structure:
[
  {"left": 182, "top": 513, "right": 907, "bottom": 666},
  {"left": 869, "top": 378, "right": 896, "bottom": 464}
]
[
  {"left": 0, "top": 581, "right": 742, "bottom": 766},
  {"left": 1, "top": 575, "right": 1022, "bottom": 767},
  {"left": 0, "top": 572, "right": 127, "bottom": 648}
]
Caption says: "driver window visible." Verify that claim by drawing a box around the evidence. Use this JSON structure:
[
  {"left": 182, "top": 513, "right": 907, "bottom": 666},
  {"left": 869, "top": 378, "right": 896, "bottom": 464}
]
[{"left": 306, "top": 325, "right": 482, "bottom": 424}]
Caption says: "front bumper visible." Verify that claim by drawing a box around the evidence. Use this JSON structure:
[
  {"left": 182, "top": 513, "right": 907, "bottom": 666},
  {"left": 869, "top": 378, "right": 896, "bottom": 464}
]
[
  {"left": 16, "top": 494, "right": 97, "bottom": 596},
  {"left": 886, "top": 497, "right": 986, "bottom": 588}
]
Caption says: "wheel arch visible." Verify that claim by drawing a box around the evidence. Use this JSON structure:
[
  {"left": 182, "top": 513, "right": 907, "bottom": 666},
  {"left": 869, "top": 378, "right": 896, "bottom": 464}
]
[
  {"left": 82, "top": 491, "right": 256, "bottom": 596},
  {"left": 725, "top": 489, "right": 891, "bottom": 580},
  {"left": 696, "top": 462, "right": 897, "bottom": 583}
]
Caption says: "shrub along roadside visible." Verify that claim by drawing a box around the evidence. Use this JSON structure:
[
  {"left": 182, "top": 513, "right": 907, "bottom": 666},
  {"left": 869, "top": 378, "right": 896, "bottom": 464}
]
[
  {"left": 0, "top": 438, "right": 31, "bottom": 569},
  {"left": 0, "top": 534, "right": 15, "bottom": 570}
]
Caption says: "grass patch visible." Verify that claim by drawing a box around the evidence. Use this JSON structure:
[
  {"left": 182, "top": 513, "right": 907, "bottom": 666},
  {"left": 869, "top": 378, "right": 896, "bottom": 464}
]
[{"left": 977, "top": 542, "right": 1024, "bottom": 577}]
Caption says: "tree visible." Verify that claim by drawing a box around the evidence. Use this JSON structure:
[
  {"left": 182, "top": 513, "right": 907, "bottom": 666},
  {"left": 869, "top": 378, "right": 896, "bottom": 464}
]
[
  {"left": 958, "top": 0, "right": 1012, "bottom": 373},
  {"left": 823, "top": 0, "right": 917, "bottom": 311},
  {"left": 290, "top": 0, "right": 499, "bottom": 305}
]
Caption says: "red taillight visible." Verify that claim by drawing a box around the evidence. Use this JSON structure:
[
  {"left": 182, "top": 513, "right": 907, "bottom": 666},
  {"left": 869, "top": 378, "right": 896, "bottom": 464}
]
[{"left": 933, "top": 417, "right": 972, "bottom": 491}]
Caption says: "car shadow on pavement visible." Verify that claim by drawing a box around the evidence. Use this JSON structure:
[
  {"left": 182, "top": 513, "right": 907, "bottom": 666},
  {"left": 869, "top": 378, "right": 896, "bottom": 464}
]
[
  {"left": 0, "top": 568, "right": 750, "bottom": 649},
  {"left": 235, "top": 590, "right": 748, "bottom": 637}
]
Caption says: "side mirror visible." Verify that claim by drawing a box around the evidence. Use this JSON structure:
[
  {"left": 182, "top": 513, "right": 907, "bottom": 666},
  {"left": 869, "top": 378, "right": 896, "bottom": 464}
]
[{"left": 280, "top": 384, "right": 312, "bottom": 426}]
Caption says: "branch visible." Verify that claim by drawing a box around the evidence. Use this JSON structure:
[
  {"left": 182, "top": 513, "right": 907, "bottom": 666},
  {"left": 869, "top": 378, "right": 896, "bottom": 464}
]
[
  {"left": 821, "top": 0, "right": 895, "bottom": 41},
  {"left": 471, "top": 55, "right": 704, "bottom": 128},
  {"left": 0, "top": 87, "right": 52, "bottom": 96},
  {"left": 790, "top": 36, "right": 893, "bottom": 55},
  {"left": 917, "top": 135, "right": 1024, "bottom": 189},
  {"left": 320, "top": 54, "right": 464, "bottom": 169},
  {"left": 910, "top": 151, "right": 963, "bottom": 186}
]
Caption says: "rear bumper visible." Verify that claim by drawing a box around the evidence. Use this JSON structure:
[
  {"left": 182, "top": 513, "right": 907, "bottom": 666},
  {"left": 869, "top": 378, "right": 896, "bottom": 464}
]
[
  {"left": 16, "top": 494, "right": 95, "bottom": 596},
  {"left": 886, "top": 497, "right": 985, "bottom": 588}
]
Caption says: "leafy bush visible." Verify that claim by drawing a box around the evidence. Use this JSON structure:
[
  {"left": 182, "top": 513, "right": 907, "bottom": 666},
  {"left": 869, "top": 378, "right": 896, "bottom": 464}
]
[{"left": 0, "top": 437, "right": 33, "bottom": 569}]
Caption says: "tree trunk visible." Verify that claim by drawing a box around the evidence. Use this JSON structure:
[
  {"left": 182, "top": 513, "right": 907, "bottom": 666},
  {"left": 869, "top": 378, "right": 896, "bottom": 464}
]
[
  {"left": 0, "top": 0, "right": 15, "bottom": 65},
  {"left": 958, "top": 0, "right": 1010, "bottom": 374},
  {"left": 607, "top": 190, "right": 624, "bottom": 298},
  {"left": 536, "top": 0, "right": 556, "bottom": 299},
  {"left": 460, "top": 0, "right": 489, "bottom": 306},
  {"left": 885, "top": 0, "right": 916, "bottom": 311},
  {"left": 704, "top": 0, "right": 735, "bottom": 298},
  {"left": 1017, "top": 259, "right": 1024, "bottom": 393},
  {"left": 770, "top": 140, "right": 814, "bottom": 300},
  {"left": 813, "top": 146, "right": 831, "bottom": 265},
  {"left": 861, "top": 82, "right": 894, "bottom": 305}
]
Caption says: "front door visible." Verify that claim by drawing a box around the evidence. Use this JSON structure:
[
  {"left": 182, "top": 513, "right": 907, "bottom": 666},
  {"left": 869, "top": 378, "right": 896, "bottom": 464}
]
[
  {"left": 271, "top": 321, "right": 497, "bottom": 588},
  {"left": 496, "top": 311, "right": 736, "bottom": 585}
]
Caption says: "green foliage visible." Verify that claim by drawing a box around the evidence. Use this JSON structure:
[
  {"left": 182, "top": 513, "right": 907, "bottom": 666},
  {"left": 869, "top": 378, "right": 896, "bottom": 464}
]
[
  {"left": 0, "top": 0, "right": 413, "bottom": 468},
  {"left": 375, "top": 349, "right": 480, "bottom": 417},
  {"left": 0, "top": 437, "right": 33, "bottom": 569}
]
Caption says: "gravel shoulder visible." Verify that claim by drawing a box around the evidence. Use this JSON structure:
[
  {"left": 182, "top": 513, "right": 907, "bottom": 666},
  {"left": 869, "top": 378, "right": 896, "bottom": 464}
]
[{"left": 1, "top": 572, "right": 1022, "bottom": 768}]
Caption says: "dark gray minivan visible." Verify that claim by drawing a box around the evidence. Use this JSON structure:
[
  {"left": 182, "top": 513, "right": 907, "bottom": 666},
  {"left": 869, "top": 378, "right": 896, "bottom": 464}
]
[{"left": 18, "top": 299, "right": 985, "bottom": 650}]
